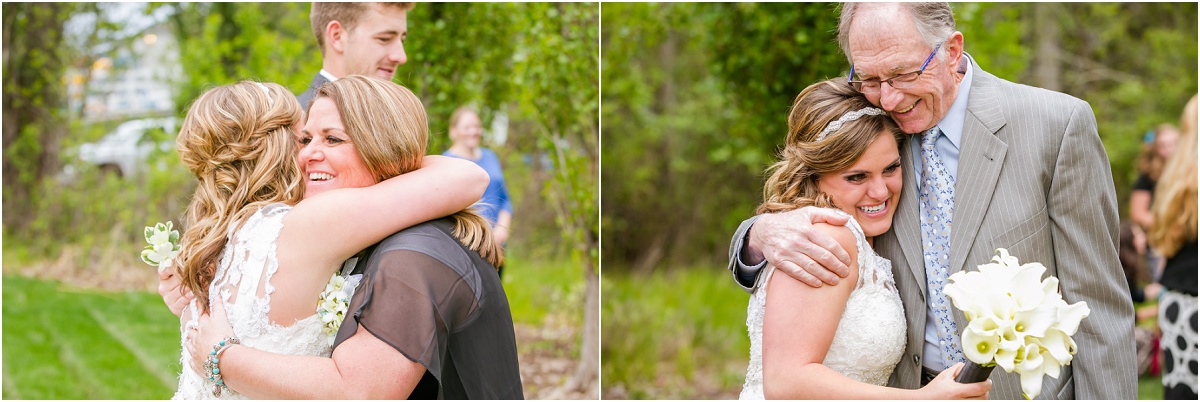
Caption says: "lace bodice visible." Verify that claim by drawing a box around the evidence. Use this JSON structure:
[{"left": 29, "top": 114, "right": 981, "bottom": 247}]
[
  {"left": 173, "top": 204, "right": 333, "bottom": 399},
  {"left": 740, "top": 210, "right": 906, "bottom": 399}
]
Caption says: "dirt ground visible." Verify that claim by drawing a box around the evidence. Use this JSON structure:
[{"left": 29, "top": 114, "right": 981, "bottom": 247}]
[{"left": 515, "top": 321, "right": 598, "bottom": 399}]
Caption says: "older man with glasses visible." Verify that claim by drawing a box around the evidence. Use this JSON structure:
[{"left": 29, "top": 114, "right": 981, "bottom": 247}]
[{"left": 728, "top": 2, "right": 1135, "bottom": 399}]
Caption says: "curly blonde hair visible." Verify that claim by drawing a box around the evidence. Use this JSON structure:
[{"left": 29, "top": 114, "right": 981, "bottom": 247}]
[
  {"left": 314, "top": 75, "right": 504, "bottom": 267},
  {"left": 175, "top": 81, "right": 305, "bottom": 311},
  {"left": 758, "top": 79, "right": 905, "bottom": 215},
  {"left": 1150, "top": 95, "right": 1198, "bottom": 257}
]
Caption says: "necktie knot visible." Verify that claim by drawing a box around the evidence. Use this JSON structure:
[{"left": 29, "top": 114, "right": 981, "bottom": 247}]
[{"left": 922, "top": 127, "right": 941, "bottom": 149}]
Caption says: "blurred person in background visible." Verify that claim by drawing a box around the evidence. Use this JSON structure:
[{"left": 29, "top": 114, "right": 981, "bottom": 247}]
[
  {"left": 444, "top": 106, "right": 514, "bottom": 277},
  {"left": 298, "top": 2, "right": 412, "bottom": 110},
  {"left": 1131, "top": 123, "right": 1180, "bottom": 232},
  {"left": 1148, "top": 94, "right": 1198, "bottom": 400},
  {"left": 1120, "top": 220, "right": 1164, "bottom": 376},
  {"left": 1130, "top": 123, "right": 1179, "bottom": 282}
]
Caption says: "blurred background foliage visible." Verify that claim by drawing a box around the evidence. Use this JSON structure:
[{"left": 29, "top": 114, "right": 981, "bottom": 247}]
[
  {"left": 601, "top": 2, "right": 1196, "bottom": 399},
  {"left": 3, "top": 2, "right": 598, "bottom": 397}
]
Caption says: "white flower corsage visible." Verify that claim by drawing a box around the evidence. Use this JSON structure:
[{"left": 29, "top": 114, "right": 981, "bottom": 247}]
[
  {"left": 317, "top": 273, "right": 362, "bottom": 335},
  {"left": 943, "top": 248, "right": 1091, "bottom": 399},
  {"left": 140, "top": 221, "right": 181, "bottom": 272}
]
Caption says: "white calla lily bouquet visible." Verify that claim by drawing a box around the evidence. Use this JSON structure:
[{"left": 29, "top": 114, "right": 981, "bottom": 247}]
[
  {"left": 141, "top": 221, "right": 181, "bottom": 272},
  {"left": 943, "top": 248, "right": 1090, "bottom": 399}
]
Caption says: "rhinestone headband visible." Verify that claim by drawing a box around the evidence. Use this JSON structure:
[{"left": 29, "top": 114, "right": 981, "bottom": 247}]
[
  {"left": 254, "top": 82, "right": 274, "bottom": 107},
  {"left": 815, "top": 107, "right": 887, "bottom": 142}
]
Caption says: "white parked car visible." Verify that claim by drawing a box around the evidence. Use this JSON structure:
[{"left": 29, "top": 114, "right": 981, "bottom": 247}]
[{"left": 77, "top": 117, "right": 178, "bottom": 177}]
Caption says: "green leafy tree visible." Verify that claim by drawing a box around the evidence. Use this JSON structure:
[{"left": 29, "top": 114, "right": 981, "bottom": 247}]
[
  {"left": 156, "top": 2, "right": 317, "bottom": 114},
  {"left": 511, "top": 3, "right": 599, "bottom": 394},
  {"left": 3, "top": 3, "right": 77, "bottom": 232},
  {"left": 602, "top": 3, "right": 846, "bottom": 272}
]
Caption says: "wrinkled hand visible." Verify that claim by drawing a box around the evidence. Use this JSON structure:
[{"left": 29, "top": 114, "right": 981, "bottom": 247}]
[
  {"left": 185, "top": 301, "right": 234, "bottom": 376},
  {"left": 158, "top": 268, "right": 194, "bottom": 317},
  {"left": 746, "top": 206, "right": 852, "bottom": 287},
  {"left": 921, "top": 362, "right": 992, "bottom": 400}
]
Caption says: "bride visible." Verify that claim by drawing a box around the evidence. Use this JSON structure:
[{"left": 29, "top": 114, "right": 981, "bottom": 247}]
[
  {"left": 740, "top": 80, "right": 989, "bottom": 399},
  {"left": 167, "top": 80, "right": 488, "bottom": 399}
]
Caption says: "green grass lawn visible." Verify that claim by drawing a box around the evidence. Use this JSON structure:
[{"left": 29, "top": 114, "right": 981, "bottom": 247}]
[
  {"left": 2, "top": 255, "right": 583, "bottom": 399},
  {"left": 602, "top": 267, "right": 751, "bottom": 399},
  {"left": 2, "top": 275, "right": 181, "bottom": 399}
]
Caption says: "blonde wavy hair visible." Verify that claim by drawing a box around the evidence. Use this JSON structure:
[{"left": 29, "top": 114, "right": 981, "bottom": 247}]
[
  {"left": 1149, "top": 94, "right": 1198, "bottom": 257},
  {"left": 313, "top": 75, "right": 504, "bottom": 267},
  {"left": 758, "top": 79, "right": 905, "bottom": 215},
  {"left": 175, "top": 81, "right": 305, "bottom": 311}
]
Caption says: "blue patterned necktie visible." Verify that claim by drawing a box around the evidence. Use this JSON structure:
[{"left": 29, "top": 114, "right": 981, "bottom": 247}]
[{"left": 919, "top": 127, "right": 965, "bottom": 368}]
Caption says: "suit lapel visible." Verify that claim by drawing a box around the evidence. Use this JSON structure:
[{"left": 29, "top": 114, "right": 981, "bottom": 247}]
[
  {"left": 311, "top": 73, "right": 330, "bottom": 92},
  {"left": 893, "top": 140, "right": 927, "bottom": 296},
  {"left": 948, "top": 67, "right": 1008, "bottom": 276}
]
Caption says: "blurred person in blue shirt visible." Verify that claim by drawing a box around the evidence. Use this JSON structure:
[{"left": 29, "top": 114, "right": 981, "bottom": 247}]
[{"left": 444, "top": 106, "right": 514, "bottom": 277}]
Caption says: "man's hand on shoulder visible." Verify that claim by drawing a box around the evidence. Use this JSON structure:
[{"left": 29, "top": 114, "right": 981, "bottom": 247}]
[{"left": 746, "top": 206, "right": 853, "bottom": 287}]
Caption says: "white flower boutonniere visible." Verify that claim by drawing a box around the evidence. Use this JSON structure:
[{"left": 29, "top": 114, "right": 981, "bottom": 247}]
[
  {"left": 943, "top": 248, "right": 1091, "bottom": 399},
  {"left": 317, "top": 273, "right": 362, "bottom": 335},
  {"left": 140, "top": 221, "right": 181, "bottom": 272}
]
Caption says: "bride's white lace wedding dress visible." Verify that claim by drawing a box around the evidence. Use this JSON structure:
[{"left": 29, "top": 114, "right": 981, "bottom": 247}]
[
  {"left": 740, "top": 210, "right": 906, "bottom": 399},
  {"left": 173, "top": 203, "right": 333, "bottom": 399}
]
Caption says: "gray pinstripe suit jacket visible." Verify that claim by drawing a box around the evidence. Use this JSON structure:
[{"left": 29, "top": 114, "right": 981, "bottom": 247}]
[{"left": 729, "top": 62, "right": 1137, "bottom": 399}]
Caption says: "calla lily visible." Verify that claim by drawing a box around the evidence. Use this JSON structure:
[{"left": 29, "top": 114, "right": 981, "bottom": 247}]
[
  {"left": 1054, "top": 300, "right": 1090, "bottom": 335},
  {"left": 1010, "top": 303, "right": 1058, "bottom": 339},
  {"left": 944, "top": 249, "right": 1088, "bottom": 400},
  {"left": 1008, "top": 264, "right": 1049, "bottom": 311},
  {"left": 1015, "top": 343, "right": 1048, "bottom": 398},
  {"left": 962, "top": 317, "right": 1003, "bottom": 363},
  {"left": 1034, "top": 327, "right": 1078, "bottom": 365},
  {"left": 992, "top": 248, "right": 1020, "bottom": 268}
]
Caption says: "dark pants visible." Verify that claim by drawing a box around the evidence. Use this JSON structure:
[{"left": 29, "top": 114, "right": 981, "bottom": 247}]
[{"left": 921, "top": 366, "right": 940, "bottom": 386}]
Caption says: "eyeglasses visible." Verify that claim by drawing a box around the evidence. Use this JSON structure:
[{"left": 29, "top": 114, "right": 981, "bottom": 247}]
[{"left": 847, "top": 43, "right": 941, "bottom": 94}]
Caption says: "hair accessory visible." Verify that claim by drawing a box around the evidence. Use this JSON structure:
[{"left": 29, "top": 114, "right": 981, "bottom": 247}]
[
  {"left": 254, "top": 82, "right": 274, "bottom": 107},
  {"left": 815, "top": 107, "right": 887, "bottom": 142}
]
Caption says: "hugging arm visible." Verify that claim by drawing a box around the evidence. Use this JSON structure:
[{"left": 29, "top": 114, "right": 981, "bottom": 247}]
[
  {"left": 726, "top": 207, "right": 854, "bottom": 292},
  {"left": 284, "top": 154, "right": 487, "bottom": 271},
  {"left": 155, "top": 155, "right": 487, "bottom": 316},
  {"left": 761, "top": 224, "right": 988, "bottom": 399},
  {"left": 187, "top": 302, "right": 423, "bottom": 399}
]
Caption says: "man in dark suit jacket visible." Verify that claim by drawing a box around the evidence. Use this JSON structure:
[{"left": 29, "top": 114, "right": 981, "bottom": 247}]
[
  {"left": 297, "top": 2, "right": 412, "bottom": 109},
  {"left": 729, "top": 2, "right": 1135, "bottom": 399}
]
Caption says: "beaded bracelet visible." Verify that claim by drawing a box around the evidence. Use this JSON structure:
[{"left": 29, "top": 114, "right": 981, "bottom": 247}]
[{"left": 203, "top": 337, "right": 241, "bottom": 397}]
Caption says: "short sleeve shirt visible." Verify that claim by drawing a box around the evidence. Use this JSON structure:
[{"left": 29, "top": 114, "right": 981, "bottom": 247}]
[{"left": 333, "top": 218, "right": 524, "bottom": 399}]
